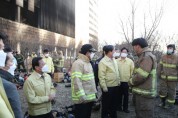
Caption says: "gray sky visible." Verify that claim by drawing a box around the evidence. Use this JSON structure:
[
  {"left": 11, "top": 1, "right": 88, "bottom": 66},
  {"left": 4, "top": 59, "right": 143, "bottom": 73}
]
[{"left": 98, "top": 0, "right": 178, "bottom": 47}]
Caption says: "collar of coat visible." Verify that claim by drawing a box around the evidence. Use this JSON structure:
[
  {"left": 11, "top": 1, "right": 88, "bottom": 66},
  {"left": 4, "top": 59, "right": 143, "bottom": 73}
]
[
  {"left": 33, "top": 71, "right": 46, "bottom": 79},
  {"left": 138, "top": 47, "right": 151, "bottom": 57},
  {"left": 103, "top": 56, "right": 120, "bottom": 77},
  {"left": 104, "top": 55, "right": 114, "bottom": 62},
  {"left": 78, "top": 53, "right": 90, "bottom": 62}
]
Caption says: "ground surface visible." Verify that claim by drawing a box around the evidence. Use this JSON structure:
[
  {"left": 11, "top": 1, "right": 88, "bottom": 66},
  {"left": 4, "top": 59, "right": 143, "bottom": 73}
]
[{"left": 19, "top": 83, "right": 178, "bottom": 118}]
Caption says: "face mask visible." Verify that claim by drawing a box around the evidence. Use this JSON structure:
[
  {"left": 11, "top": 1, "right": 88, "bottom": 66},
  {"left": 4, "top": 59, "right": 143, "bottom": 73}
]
[
  {"left": 7, "top": 62, "right": 13, "bottom": 67},
  {"left": 121, "top": 53, "right": 128, "bottom": 58},
  {"left": 90, "top": 53, "right": 95, "bottom": 59},
  {"left": 0, "top": 50, "right": 6, "bottom": 67},
  {"left": 41, "top": 65, "right": 49, "bottom": 73},
  {"left": 113, "top": 52, "right": 120, "bottom": 57},
  {"left": 8, "top": 63, "right": 16, "bottom": 75},
  {"left": 44, "top": 54, "right": 49, "bottom": 57},
  {"left": 167, "top": 49, "right": 173, "bottom": 55}
]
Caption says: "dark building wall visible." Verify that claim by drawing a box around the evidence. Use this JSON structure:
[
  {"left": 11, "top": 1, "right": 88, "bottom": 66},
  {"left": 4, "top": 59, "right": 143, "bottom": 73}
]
[
  {"left": 39, "top": 0, "right": 75, "bottom": 38},
  {"left": 0, "top": 0, "right": 75, "bottom": 38},
  {"left": 0, "top": 17, "right": 75, "bottom": 59},
  {"left": 0, "top": 0, "right": 16, "bottom": 21}
]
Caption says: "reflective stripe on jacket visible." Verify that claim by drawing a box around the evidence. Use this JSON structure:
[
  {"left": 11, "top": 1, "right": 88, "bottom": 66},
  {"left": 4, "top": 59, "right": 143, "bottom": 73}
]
[
  {"left": 71, "top": 54, "right": 97, "bottom": 104},
  {"left": 129, "top": 47, "right": 157, "bottom": 98},
  {"left": 53, "top": 57, "right": 64, "bottom": 68},
  {"left": 158, "top": 54, "right": 178, "bottom": 81}
]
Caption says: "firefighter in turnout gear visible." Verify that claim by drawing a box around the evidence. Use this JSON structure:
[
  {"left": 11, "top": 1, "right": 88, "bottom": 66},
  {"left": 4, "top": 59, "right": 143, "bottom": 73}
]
[
  {"left": 14, "top": 51, "right": 25, "bottom": 71},
  {"left": 58, "top": 51, "right": 64, "bottom": 71},
  {"left": 129, "top": 38, "right": 157, "bottom": 118},
  {"left": 52, "top": 51, "right": 61, "bottom": 72},
  {"left": 71, "top": 44, "right": 97, "bottom": 118},
  {"left": 158, "top": 44, "right": 178, "bottom": 109}
]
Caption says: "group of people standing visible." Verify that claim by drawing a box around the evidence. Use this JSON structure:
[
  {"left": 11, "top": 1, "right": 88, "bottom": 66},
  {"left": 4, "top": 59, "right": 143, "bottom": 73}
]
[
  {"left": 71, "top": 37, "right": 178, "bottom": 118},
  {"left": 15, "top": 49, "right": 65, "bottom": 74},
  {"left": 1, "top": 29, "right": 178, "bottom": 118},
  {"left": 72, "top": 38, "right": 156, "bottom": 118},
  {"left": 0, "top": 32, "right": 23, "bottom": 118}
]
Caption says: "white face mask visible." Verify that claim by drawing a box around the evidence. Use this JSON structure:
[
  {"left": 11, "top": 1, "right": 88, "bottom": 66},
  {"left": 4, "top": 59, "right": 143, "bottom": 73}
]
[
  {"left": 44, "top": 54, "right": 49, "bottom": 57},
  {"left": 41, "top": 65, "right": 49, "bottom": 73},
  {"left": 113, "top": 52, "right": 120, "bottom": 57},
  {"left": 167, "top": 49, "right": 173, "bottom": 55},
  {"left": 0, "top": 50, "right": 7, "bottom": 67},
  {"left": 8, "top": 63, "right": 16, "bottom": 76},
  {"left": 90, "top": 53, "right": 95, "bottom": 59},
  {"left": 121, "top": 53, "right": 128, "bottom": 58}
]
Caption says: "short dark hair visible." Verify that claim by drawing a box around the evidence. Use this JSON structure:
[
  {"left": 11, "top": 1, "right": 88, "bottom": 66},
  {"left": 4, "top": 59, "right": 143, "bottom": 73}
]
[
  {"left": 0, "top": 32, "right": 8, "bottom": 41},
  {"left": 32, "top": 57, "right": 43, "bottom": 70},
  {"left": 102, "top": 45, "right": 107, "bottom": 57},
  {"left": 132, "top": 38, "right": 148, "bottom": 48},
  {"left": 121, "top": 47, "right": 129, "bottom": 52},
  {"left": 167, "top": 44, "right": 175, "bottom": 50},
  {"left": 104, "top": 45, "right": 114, "bottom": 55},
  {"left": 80, "top": 44, "right": 96, "bottom": 55},
  {"left": 4, "top": 46, "right": 12, "bottom": 53},
  {"left": 43, "top": 48, "right": 49, "bottom": 53}
]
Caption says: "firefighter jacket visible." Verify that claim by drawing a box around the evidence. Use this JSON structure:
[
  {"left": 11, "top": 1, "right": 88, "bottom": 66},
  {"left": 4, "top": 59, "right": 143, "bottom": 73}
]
[
  {"left": 23, "top": 71, "right": 56, "bottom": 116},
  {"left": 24, "top": 56, "right": 32, "bottom": 70},
  {"left": 59, "top": 56, "right": 64, "bottom": 68},
  {"left": 129, "top": 47, "right": 157, "bottom": 98},
  {"left": 15, "top": 54, "right": 24, "bottom": 64},
  {"left": 71, "top": 54, "right": 97, "bottom": 104},
  {"left": 43, "top": 56, "right": 54, "bottom": 73},
  {"left": 158, "top": 54, "right": 178, "bottom": 81},
  {"left": 53, "top": 57, "right": 64, "bottom": 68},
  {"left": 98, "top": 56, "right": 120, "bottom": 91},
  {"left": 31, "top": 54, "right": 37, "bottom": 59}
]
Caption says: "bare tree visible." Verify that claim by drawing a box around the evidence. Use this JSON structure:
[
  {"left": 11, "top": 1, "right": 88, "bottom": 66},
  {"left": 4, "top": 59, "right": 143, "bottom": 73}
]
[{"left": 119, "top": 0, "right": 164, "bottom": 52}]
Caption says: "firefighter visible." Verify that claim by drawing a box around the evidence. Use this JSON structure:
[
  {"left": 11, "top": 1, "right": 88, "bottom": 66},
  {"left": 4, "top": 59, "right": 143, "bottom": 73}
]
[
  {"left": 58, "top": 51, "right": 64, "bottom": 72},
  {"left": 158, "top": 44, "right": 178, "bottom": 109},
  {"left": 52, "top": 51, "right": 60, "bottom": 72},
  {"left": 14, "top": 51, "right": 25, "bottom": 72},
  {"left": 24, "top": 53, "right": 32, "bottom": 73},
  {"left": 31, "top": 52, "right": 37, "bottom": 59},
  {"left": 71, "top": 44, "right": 97, "bottom": 118},
  {"left": 98, "top": 45, "right": 120, "bottom": 118},
  {"left": 129, "top": 38, "right": 157, "bottom": 118}
]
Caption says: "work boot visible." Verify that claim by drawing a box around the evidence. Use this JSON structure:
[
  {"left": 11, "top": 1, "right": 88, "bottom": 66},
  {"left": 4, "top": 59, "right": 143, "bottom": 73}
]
[
  {"left": 158, "top": 98, "right": 166, "bottom": 108},
  {"left": 164, "top": 103, "right": 175, "bottom": 110}
]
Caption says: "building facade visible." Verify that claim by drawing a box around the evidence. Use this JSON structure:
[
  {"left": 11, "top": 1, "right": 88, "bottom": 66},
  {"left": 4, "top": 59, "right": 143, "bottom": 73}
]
[
  {"left": 0, "top": 0, "right": 75, "bottom": 60},
  {"left": 75, "top": 0, "right": 99, "bottom": 52}
]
